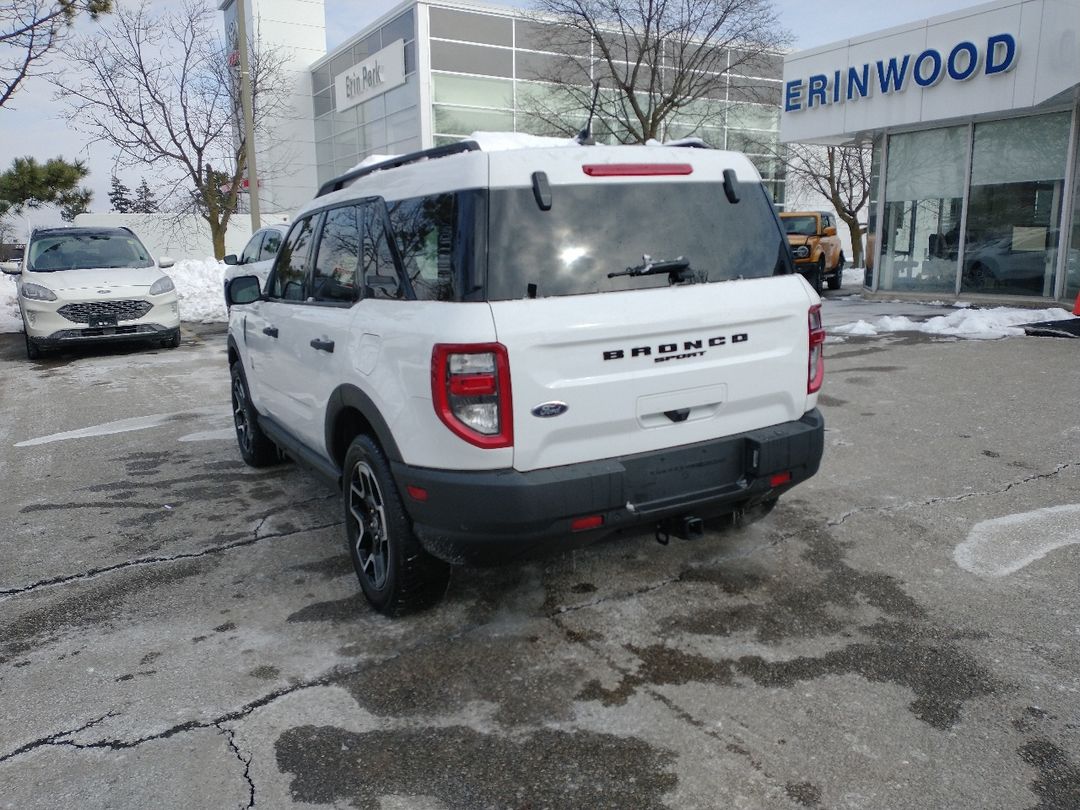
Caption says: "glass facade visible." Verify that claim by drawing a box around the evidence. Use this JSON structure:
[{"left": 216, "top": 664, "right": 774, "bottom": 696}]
[
  {"left": 312, "top": 2, "right": 786, "bottom": 205},
  {"left": 872, "top": 108, "right": 1080, "bottom": 302}
]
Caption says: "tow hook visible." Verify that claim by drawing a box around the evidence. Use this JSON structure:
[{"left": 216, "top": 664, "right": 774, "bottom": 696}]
[{"left": 656, "top": 516, "right": 705, "bottom": 544}]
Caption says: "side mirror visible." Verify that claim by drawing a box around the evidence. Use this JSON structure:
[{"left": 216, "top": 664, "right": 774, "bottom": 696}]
[
  {"left": 223, "top": 254, "right": 239, "bottom": 266},
  {"left": 0, "top": 261, "right": 21, "bottom": 275},
  {"left": 226, "top": 274, "right": 262, "bottom": 306},
  {"left": 158, "top": 256, "right": 175, "bottom": 269},
  {"left": 823, "top": 226, "right": 837, "bottom": 237}
]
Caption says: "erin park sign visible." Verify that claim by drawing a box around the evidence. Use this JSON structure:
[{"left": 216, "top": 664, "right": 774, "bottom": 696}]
[
  {"left": 784, "top": 34, "right": 1017, "bottom": 113},
  {"left": 334, "top": 39, "right": 406, "bottom": 113}
]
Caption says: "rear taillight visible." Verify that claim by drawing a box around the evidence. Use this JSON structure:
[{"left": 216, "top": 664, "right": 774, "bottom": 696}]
[
  {"left": 808, "top": 304, "right": 825, "bottom": 394},
  {"left": 432, "top": 343, "right": 513, "bottom": 448}
]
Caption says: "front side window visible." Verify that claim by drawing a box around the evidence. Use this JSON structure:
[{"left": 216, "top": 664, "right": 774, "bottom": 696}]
[
  {"left": 28, "top": 232, "right": 153, "bottom": 272},
  {"left": 270, "top": 217, "right": 316, "bottom": 301},
  {"left": 240, "top": 233, "right": 264, "bottom": 264},
  {"left": 260, "top": 230, "right": 282, "bottom": 261},
  {"left": 484, "top": 181, "right": 791, "bottom": 300},
  {"left": 313, "top": 206, "right": 361, "bottom": 303}
]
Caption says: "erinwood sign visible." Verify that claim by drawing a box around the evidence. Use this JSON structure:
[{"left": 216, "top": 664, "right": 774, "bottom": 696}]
[
  {"left": 779, "top": 0, "right": 1080, "bottom": 144},
  {"left": 334, "top": 39, "right": 406, "bottom": 113}
]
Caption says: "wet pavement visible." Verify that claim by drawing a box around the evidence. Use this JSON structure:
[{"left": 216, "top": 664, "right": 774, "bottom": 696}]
[{"left": 0, "top": 304, "right": 1078, "bottom": 809}]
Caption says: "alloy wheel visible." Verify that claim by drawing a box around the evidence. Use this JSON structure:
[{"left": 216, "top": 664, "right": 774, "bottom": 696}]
[
  {"left": 349, "top": 460, "right": 390, "bottom": 589},
  {"left": 232, "top": 376, "right": 252, "bottom": 453}
]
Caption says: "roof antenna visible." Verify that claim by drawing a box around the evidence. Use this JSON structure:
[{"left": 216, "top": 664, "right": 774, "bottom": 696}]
[{"left": 576, "top": 81, "right": 601, "bottom": 145}]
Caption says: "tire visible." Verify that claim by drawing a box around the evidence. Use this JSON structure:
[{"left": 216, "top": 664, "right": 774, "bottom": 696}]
[
  {"left": 230, "top": 363, "right": 280, "bottom": 467},
  {"left": 343, "top": 434, "right": 451, "bottom": 616},
  {"left": 813, "top": 256, "right": 825, "bottom": 294},
  {"left": 24, "top": 332, "right": 41, "bottom": 360},
  {"left": 827, "top": 253, "right": 844, "bottom": 290}
]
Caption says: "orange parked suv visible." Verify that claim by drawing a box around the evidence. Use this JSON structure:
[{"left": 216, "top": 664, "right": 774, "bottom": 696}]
[{"left": 779, "top": 211, "right": 844, "bottom": 292}]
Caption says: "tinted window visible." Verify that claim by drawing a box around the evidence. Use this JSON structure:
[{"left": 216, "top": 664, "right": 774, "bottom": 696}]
[
  {"left": 28, "top": 232, "right": 153, "bottom": 272},
  {"left": 387, "top": 194, "right": 458, "bottom": 301},
  {"left": 240, "top": 232, "right": 264, "bottom": 264},
  {"left": 313, "top": 206, "right": 361, "bottom": 303},
  {"left": 429, "top": 8, "right": 510, "bottom": 46},
  {"left": 361, "top": 202, "right": 405, "bottom": 299},
  {"left": 270, "top": 217, "right": 316, "bottom": 301},
  {"left": 260, "top": 229, "right": 282, "bottom": 260},
  {"left": 484, "top": 183, "right": 791, "bottom": 300}
]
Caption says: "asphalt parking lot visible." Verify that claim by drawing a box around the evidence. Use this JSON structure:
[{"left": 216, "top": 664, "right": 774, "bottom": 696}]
[{"left": 1, "top": 298, "right": 1078, "bottom": 809}]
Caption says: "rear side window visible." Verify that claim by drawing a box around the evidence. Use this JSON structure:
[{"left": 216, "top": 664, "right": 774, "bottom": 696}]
[
  {"left": 270, "top": 217, "right": 316, "bottom": 301},
  {"left": 313, "top": 206, "right": 361, "bottom": 303},
  {"left": 361, "top": 201, "right": 406, "bottom": 300},
  {"left": 484, "top": 181, "right": 792, "bottom": 300},
  {"left": 387, "top": 194, "right": 458, "bottom": 301}
]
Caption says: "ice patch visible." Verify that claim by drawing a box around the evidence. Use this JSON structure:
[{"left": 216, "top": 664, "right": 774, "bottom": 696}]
[
  {"left": 178, "top": 427, "right": 234, "bottom": 443},
  {"left": 954, "top": 504, "right": 1080, "bottom": 577}
]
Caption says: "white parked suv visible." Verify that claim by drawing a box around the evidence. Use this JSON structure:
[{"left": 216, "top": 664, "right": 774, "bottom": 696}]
[
  {"left": 225, "top": 140, "right": 826, "bottom": 615},
  {"left": 1, "top": 226, "right": 180, "bottom": 359},
  {"left": 222, "top": 222, "right": 288, "bottom": 300}
]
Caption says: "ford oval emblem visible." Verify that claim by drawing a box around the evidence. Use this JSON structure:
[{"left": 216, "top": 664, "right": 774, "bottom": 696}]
[
  {"left": 531, "top": 401, "right": 569, "bottom": 418},
  {"left": 97, "top": 289, "right": 111, "bottom": 294}
]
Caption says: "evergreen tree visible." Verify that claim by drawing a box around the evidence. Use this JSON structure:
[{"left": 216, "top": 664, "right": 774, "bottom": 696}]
[
  {"left": 108, "top": 175, "right": 132, "bottom": 212},
  {"left": 0, "top": 156, "right": 92, "bottom": 219},
  {"left": 131, "top": 177, "right": 159, "bottom": 213}
]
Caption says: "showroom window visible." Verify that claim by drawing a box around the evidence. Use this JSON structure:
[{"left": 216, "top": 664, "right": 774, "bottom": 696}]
[
  {"left": 1067, "top": 119, "right": 1080, "bottom": 304},
  {"left": 879, "top": 126, "right": 968, "bottom": 293},
  {"left": 961, "top": 112, "right": 1072, "bottom": 297}
]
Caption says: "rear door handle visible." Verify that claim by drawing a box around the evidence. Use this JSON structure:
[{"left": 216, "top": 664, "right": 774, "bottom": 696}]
[
  {"left": 262, "top": 326, "right": 278, "bottom": 338},
  {"left": 310, "top": 338, "right": 335, "bottom": 353}
]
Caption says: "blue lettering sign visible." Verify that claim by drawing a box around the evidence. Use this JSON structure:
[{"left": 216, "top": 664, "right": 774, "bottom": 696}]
[
  {"left": 784, "top": 79, "right": 804, "bottom": 112},
  {"left": 807, "top": 74, "right": 829, "bottom": 108},
  {"left": 832, "top": 70, "right": 842, "bottom": 103},
  {"left": 947, "top": 41, "right": 979, "bottom": 80},
  {"left": 846, "top": 64, "right": 870, "bottom": 101},
  {"left": 876, "top": 55, "right": 910, "bottom": 94},
  {"left": 913, "top": 49, "right": 942, "bottom": 87},
  {"left": 985, "top": 33, "right": 1016, "bottom": 74}
]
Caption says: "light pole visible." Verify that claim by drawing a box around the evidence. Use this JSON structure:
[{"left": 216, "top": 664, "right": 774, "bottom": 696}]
[{"left": 234, "top": 0, "right": 261, "bottom": 230}]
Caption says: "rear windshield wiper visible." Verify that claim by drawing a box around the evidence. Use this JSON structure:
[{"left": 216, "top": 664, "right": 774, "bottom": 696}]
[{"left": 608, "top": 255, "right": 693, "bottom": 284}]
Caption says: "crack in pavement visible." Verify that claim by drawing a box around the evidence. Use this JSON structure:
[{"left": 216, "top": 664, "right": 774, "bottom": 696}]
[
  {"left": 217, "top": 723, "right": 256, "bottom": 809},
  {"left": 0, "top": 509, "right": 342, "bottom": 599},
  {"left": 827, "top": 461, "right": 1079, "bottom": 528},
  {"left": 0, "top": 712, "right": 117, "bottom": 765}
]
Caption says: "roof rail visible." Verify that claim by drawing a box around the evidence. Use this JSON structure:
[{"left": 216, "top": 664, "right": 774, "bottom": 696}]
[
  {"left": 664, "top": 137, "right": 711, "bottom": 149},
  {"left": 316, "top": 140, "right": 482, "bottom": 198}
]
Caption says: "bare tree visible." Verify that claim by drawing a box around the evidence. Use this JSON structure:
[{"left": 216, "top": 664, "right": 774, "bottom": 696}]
[
  {"left": 785, "top": 143, "right": 872, "bottom": 267},
  {"left": 1, "top": 0, "right": 111, "bottom": 108},
  {"left": 55, "top": 0, "right": 290, "bottom": 257},
  {"left": 523, "top": 0, "right": 789, "bottom": 143}
]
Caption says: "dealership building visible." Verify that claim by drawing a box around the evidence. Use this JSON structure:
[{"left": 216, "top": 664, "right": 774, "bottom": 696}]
[
  {"left": 221, "top": 0, "right": 787, "bottom": 213},
  {"left": 782, "top": 0, "right": 1080, "bottom": 305}
]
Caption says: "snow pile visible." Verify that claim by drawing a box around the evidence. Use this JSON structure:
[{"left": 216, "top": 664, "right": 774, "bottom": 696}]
[
  {"left": 832, "top": 306, "right": 1077, "bottom": 340},
  {"left": 0, "top": 273, "right": 20, "bottom": 333},
  {"left": 170, "top": 257, "right": 228, "bottom": 323}
]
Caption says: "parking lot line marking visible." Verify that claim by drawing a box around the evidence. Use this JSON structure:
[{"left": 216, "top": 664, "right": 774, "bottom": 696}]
[{"left": 14, "top": 409, "right": 219, "bottom": 448}]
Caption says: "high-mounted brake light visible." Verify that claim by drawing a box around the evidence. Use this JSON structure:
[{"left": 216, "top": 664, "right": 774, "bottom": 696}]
[
  {"left": 808, "top": 304, "right": 825, "bottom": 394},
  {"left": 432, "top": 343, "right": 513, "bottom": 449},
  {"left": 582, "top": 163, "right": 693, "bottom": 177}
]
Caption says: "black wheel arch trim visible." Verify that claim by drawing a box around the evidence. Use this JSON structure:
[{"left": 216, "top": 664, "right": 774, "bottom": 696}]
[{"left": 326, "top": 384, "right": 403, "bottom": 467}]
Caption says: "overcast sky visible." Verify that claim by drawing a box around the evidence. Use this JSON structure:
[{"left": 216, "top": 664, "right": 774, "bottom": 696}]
[{"left": 2, "top": 0, "right": 986, "bottom": 229}]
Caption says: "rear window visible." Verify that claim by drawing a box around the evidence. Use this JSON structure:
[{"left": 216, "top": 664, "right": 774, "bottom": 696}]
[
  {"left": 28, "top": 232, "right": 153, "bottom": 272},
  {"left": 483, "top": 182, "right": 791, "bottom": 300}
]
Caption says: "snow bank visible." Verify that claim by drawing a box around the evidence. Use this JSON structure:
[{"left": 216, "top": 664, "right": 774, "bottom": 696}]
[
  {"left": 170, "top": 258, "right": 229, "bottom": 323},
  {"left": 0, "top": 258, "right": 230, "bottom": 333},
  {"left": 832, "top": 306, "right": 1077, "bottom": 340}
]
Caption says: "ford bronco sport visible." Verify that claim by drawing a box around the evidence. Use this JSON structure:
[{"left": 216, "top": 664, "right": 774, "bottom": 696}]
[
  {"left": 779, "top": 210, "right": 844, "bottom": 292},
  {"left": 225, "top": 140, "right": 826, "bottom": 615}
]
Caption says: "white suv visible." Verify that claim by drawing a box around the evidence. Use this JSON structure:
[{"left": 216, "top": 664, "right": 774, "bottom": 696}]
[
  {"left": 1, "top": 226, "right": 180, "bottom": 359},
  {"left": 225, "top": 141, "right": 825, "bottom": 615}
]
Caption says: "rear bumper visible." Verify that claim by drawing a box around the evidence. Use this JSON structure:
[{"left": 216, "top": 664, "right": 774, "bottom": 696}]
[{"left": 393, "top": 409, "right": 824, "bottom": 564}]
